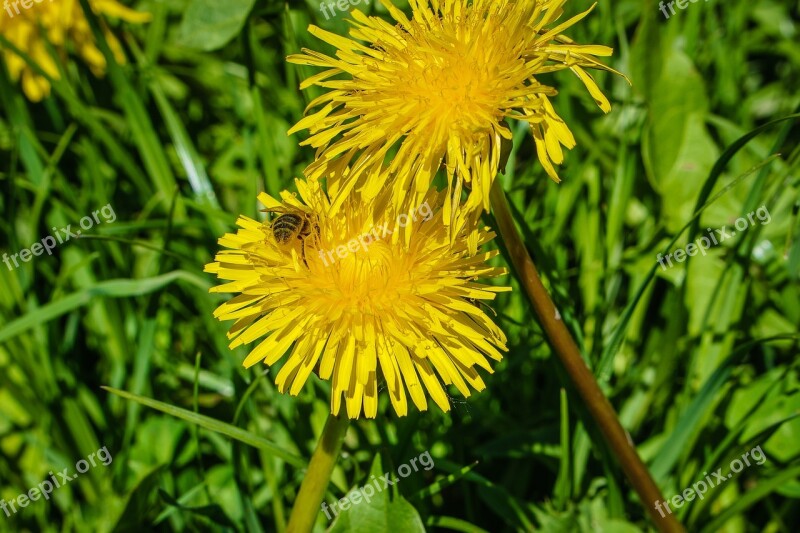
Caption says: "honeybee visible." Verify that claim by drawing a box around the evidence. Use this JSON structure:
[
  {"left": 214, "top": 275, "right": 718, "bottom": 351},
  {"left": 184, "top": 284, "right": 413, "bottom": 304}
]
[{"left": 262, "top": 207, "right": 319, "bottom": 262}]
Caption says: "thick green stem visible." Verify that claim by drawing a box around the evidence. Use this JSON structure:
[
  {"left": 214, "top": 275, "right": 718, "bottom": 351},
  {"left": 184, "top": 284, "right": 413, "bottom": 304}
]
[
  {"left": 286, "top": 413, "right": 350, "bottom": 533},
  {"left": 490, "top": 180, "right": 684, "bottom": 533}
]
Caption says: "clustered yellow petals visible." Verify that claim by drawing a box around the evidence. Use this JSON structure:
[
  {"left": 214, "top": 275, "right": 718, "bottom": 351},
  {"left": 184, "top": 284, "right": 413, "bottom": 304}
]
[
  {"left": 208, "top": 0, "right": 622, "bottom": 419},
  {"left": 205, "top": 179, "right": 509, "bottom": 419},
  {"left": 288, "top": 0, "right": 624, "bottom": 216},
  {"left": 0, "top": 0, "right": 151, "bottom": 101}
]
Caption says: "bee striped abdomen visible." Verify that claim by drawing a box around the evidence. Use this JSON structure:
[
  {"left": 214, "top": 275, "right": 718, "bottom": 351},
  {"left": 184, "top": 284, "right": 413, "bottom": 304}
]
[{"left": 272, "top": 214, "right": 304, "bottom": 244}]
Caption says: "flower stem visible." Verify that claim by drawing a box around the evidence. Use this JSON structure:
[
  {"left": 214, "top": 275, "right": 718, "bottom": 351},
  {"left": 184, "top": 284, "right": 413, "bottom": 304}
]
[
  {"left": 286, "top": 413, "right": 350, "bottom": 533},
  {"left": 489, "top": 180, "right": 684, "bottom": 533}
]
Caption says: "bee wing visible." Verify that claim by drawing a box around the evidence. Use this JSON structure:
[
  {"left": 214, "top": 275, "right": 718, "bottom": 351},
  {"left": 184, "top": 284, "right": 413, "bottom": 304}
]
[
  {"left": 260, "top": 206, "right": 293, "bottom": 215},
  {"left": 260, "top": 206, "right": 315, "bottom": 217}
]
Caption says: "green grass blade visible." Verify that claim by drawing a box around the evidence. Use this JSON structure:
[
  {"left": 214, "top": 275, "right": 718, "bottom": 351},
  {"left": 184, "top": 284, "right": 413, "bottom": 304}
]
[
  {"left": 650, "top": 335, "right": 799, "bottom": 481},
  {"left": 598, "top": 156, "right": 779, "bottom": 380},
  {"left": 102, "top": 386, "right": 306, "bottom": 467},
  {"left": 426, "top": 516, "right": 490, "bottom": 533},
  {"left": 0, "top": 271, "right": 208, "bottom": 344},
  {"left": 77, "top": 0, "right": 176, "bottom": 207},
  {"left": 687, "top": 113, "right": 800, "bottom": 245},
  {"left": 699, "top": 463, "right": 800, "bottom": 533},
  {"left": 411, "top": 461, "right": 477, "bottom": 501}
]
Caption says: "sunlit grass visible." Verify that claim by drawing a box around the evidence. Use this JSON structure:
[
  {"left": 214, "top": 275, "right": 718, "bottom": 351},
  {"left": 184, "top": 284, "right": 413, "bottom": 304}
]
[{"left": 0, "top": 0, "right": 798, "bottom": 531}]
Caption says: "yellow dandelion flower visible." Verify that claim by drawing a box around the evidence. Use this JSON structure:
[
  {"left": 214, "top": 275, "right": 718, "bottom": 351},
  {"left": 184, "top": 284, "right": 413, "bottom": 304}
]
[
  {"left": 204, "top": 176, "right": 509, "bottom": 419},
  {"left": 288, "top": 0, "right": 625, "bottom": 215},
  {"left": 0, "top": 0, "right": 151, "bottom": 101}
]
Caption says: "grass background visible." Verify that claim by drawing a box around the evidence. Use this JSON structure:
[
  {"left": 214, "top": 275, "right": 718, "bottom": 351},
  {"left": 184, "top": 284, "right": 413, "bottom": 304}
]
[{"left": 1, "top": 0, "right": 799, "bottom": 531}]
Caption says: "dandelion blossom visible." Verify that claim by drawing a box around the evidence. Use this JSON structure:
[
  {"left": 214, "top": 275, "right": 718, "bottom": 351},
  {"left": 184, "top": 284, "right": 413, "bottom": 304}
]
[
  {"left": 0, "top": 0, "right": 151, "bottom": 101},
  {"left": 288, "top": 0, "right": 624, "bottom": 215},
  {"left": 205, "top": 177, "right": 509, "bottom": 419}
]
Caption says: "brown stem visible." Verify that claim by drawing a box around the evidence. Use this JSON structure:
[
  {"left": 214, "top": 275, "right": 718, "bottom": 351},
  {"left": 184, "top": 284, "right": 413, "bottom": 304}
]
[
  {"left": 490, "top": 180, "right": 684, "bottom": 533},
  {"left": 286, "top": 413, "right": 350, "bottom": 533}
]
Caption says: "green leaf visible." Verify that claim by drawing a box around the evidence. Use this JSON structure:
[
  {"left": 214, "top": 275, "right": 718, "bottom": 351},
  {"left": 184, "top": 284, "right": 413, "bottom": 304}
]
[
  {"left": 743, "top": 393, "right": 800, "bottom": 462},
  {"left": 641, "top": 46, "right": 717, "bottom": 232},
  {"left": 328, "top": 454, "right": 426, "bottom": 533},
  {"left": 175, "top": 0, "right": 257, "bottom": 51},
  {"left": 109, "top": 466, "right": 165, "bottom": 533},
  {"left": 158, "top": 489, "right": 238, "bottom": 529}
]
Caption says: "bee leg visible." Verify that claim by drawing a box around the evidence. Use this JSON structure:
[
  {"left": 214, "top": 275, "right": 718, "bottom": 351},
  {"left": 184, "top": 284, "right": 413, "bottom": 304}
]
[{"left": 300, "top": 238, "right": 310, "bottom": 269}]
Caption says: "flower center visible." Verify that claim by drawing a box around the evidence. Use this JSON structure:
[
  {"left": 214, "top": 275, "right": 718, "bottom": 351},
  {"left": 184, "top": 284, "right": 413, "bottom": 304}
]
[
  {"left": 411, "top": 58, "right": 491, "bottom": 129},
  {"left": 339, "top": 240, "right": 411, "bottom": 313},
  {"left": 387, "top": 14, "right": 522, "bottom": 139},
  {"left": 308, "top": 236, "right": 416, "bottom": 317}
]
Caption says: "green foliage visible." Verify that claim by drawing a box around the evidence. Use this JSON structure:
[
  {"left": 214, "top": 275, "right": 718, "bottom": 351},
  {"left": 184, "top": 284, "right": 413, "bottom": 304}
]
[
  {"left": 175, "top": 0, "right": 258, "bottom": 52},
  {"left": 1, "top": 0, "right": 799, "bottom": 532},
  {"left": 328, "top": 455, "right": 426, "bottom": 533}
]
